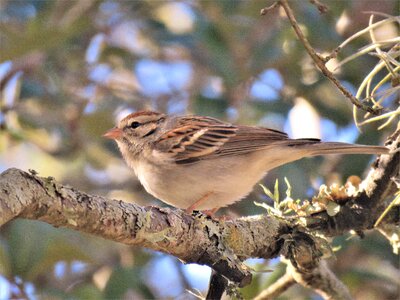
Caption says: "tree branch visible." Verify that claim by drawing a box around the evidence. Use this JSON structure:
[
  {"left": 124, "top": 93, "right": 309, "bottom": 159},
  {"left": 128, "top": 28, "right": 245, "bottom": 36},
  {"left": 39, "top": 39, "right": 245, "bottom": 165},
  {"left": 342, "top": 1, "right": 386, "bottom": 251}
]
[
  {"left": 257, "top": 232, "right": 353, "bottom": 300},
  {"left": 0, "top": 168, "right": 296, "bottom": 287},
  {"left": 287, "top": 260, "right": 353, "bottom": 300},
  {"left": 254, "top": 271, "right": 295, "bottom": 300},
  {"left": 271, "top": 0, "right": 380, "bottom": 115},
  {"left": 308, "top": 0, "right": 328, "bottom": 14}
]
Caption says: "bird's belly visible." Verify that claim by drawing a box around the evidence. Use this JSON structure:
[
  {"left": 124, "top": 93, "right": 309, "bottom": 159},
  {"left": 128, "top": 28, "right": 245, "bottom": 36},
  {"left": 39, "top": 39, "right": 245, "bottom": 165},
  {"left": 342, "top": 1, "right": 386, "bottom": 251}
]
[{"left": 134, "top": 155, "right": 268, "bottom": 210}]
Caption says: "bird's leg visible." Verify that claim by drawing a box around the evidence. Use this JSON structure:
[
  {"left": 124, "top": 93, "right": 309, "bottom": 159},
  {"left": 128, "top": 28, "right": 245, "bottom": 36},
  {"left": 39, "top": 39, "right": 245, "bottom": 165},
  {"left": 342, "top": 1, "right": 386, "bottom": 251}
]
[
  {"left": 185, "top": 192, "right": 214, "bottom": 214},
  {"left": 201, "top": 207, "right": 220, "bottom": 217}
]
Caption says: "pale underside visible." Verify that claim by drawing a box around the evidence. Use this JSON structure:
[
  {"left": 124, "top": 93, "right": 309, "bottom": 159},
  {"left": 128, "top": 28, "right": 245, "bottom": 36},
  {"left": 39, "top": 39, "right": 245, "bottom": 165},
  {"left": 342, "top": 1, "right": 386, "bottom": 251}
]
[{"left": 135, "top": 146, "right": 307, "bottom": 210}]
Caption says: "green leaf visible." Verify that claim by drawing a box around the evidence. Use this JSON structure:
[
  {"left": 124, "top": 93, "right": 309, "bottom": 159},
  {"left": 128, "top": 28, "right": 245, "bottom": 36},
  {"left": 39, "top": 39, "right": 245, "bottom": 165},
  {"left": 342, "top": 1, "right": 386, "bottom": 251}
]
[
  {"left": 273, "top": 179, "right": 280, "bottom": 208},
  {"left": 284, "top": 177, "right": 292, "bottom": 199},
  {"left": 259, "top": 184, "right": 274, "bottom": 200}
]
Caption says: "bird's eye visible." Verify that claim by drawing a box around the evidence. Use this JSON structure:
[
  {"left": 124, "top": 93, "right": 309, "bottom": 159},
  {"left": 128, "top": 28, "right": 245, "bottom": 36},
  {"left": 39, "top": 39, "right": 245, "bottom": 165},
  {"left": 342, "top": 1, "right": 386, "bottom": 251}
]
[{"left": 130, "top": 121, "right": 141, "bottom": 129}]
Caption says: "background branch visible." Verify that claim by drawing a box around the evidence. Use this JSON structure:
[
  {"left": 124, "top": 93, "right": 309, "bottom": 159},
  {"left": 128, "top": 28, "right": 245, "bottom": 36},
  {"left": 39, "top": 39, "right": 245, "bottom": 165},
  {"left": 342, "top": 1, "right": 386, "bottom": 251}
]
[
  {"left": 276, "top": 0, "right": 380, "bottom": 114},
  {"left": 288, "top": 260, "right": 353, "bottom": 300},
  {"left": 254, "top": 270, "right": 295, "bottom": 300}
]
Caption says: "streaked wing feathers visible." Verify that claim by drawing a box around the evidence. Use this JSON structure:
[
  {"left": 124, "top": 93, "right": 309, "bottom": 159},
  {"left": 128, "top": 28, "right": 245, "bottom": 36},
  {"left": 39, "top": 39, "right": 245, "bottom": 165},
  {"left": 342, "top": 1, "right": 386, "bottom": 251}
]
[
  {"left": 217, "top": 125, "right": 289, "bottom": 156},
  {"left": 156, "top": 116, "right": 237, "bottom": 163},
  {"left": 156, "top": 116, "right": 290, "bottom": 164}
]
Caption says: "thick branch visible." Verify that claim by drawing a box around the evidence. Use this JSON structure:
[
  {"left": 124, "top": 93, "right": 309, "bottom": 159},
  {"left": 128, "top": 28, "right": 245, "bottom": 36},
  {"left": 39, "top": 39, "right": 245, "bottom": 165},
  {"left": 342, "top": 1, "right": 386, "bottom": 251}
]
[{"left": 0, "top": 168, "right": 292, "bottom": 287}]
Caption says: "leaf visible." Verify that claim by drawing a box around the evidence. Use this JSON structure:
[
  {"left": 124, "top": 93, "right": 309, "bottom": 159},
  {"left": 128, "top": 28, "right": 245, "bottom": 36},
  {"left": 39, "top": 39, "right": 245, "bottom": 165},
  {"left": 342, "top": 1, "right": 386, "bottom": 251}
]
[
  {"left": 253, "top": 201, "right": 282, "bottom": 216},
  {"left": 259, "top": 184, "right": 274, "bottom": 200},
  {"left": 284, "top": 177, "right": 291, "bottom": 197},
  {"left": 273, "top": 179, "right": 280, "bottom": 207}
]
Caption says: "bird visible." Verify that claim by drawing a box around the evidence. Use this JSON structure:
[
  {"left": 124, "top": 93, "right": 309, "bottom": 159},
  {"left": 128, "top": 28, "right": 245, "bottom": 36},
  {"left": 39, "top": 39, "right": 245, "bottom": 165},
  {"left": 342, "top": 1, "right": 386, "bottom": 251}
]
[{"left": 104, "top": 111, "right": 389, "bottom": 213}]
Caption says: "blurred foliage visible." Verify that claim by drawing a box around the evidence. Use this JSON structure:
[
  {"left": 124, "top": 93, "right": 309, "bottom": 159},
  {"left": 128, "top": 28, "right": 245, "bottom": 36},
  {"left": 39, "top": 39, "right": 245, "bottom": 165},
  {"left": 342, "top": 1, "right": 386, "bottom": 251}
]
[{"left": 0, "top": 0, "right": 398, "bottom": 299}]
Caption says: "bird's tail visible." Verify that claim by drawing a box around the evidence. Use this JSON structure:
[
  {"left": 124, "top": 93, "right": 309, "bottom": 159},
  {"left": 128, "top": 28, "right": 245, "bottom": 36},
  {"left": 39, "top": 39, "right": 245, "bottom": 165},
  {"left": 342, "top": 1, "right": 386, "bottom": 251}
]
[{"left": 287, "top": 139, "right": 389, "bottom": 156}]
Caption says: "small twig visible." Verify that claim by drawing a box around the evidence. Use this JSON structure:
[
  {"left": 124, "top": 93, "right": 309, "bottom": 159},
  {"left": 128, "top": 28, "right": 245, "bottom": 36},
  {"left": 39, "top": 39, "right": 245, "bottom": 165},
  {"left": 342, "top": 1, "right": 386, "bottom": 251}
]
[
  {"left": 254, "top": 271, "right": 295, "bottom": 300},
  {"left": 309, "top": 0, "right": 328, "bottom": 14},
  {"left": 358, "top": 105, "right": 400, "bottom": 128},
  {"left": 260, "top": 2, "right": 279, "bottom": 15},
  {"left": 368, "top": 15, "right": 397, "bottom": 84},
  {"left": 333, "top": 39, "right": 400, "bottom": 72},
  {"left": 327, "top": 15, "right": 400, "bottom": 62},
  {"left": 324, "top": 46, "right": 341, "bottom": 61},
  {"left": 374, "top": 193, "right": 400, "bottom": 227},
  {"left": 277, "top": 0, "right": 379, "bottom": 115},
  {"left": 363, "top": 11, "right": 400, "bottom": 21},
  {"left": 377, "top": 222, "right": 400, "bottom": 255},
  {"left": 337, "top": 15, "right": 400, "bottom": 50}
]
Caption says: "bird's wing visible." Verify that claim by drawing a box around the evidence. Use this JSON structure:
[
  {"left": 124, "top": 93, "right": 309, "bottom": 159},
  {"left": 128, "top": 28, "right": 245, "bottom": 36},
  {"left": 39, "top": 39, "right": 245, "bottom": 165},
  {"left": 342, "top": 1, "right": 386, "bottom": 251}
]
[{"left": 155, "top": 116, "right": 291, "bottom": 164}]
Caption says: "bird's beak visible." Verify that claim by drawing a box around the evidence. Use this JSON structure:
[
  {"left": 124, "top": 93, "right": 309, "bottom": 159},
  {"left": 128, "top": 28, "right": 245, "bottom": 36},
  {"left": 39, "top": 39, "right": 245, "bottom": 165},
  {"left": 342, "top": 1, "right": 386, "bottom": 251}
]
[{"left": 103, "top": 127, "right": 123, "bottom": 140}]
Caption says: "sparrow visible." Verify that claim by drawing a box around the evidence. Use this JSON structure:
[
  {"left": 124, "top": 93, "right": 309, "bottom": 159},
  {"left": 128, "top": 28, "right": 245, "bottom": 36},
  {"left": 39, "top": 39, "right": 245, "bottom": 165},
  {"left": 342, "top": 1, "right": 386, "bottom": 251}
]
[{"left": 104, "top": 111, "right": 389, "bottom": 212}]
